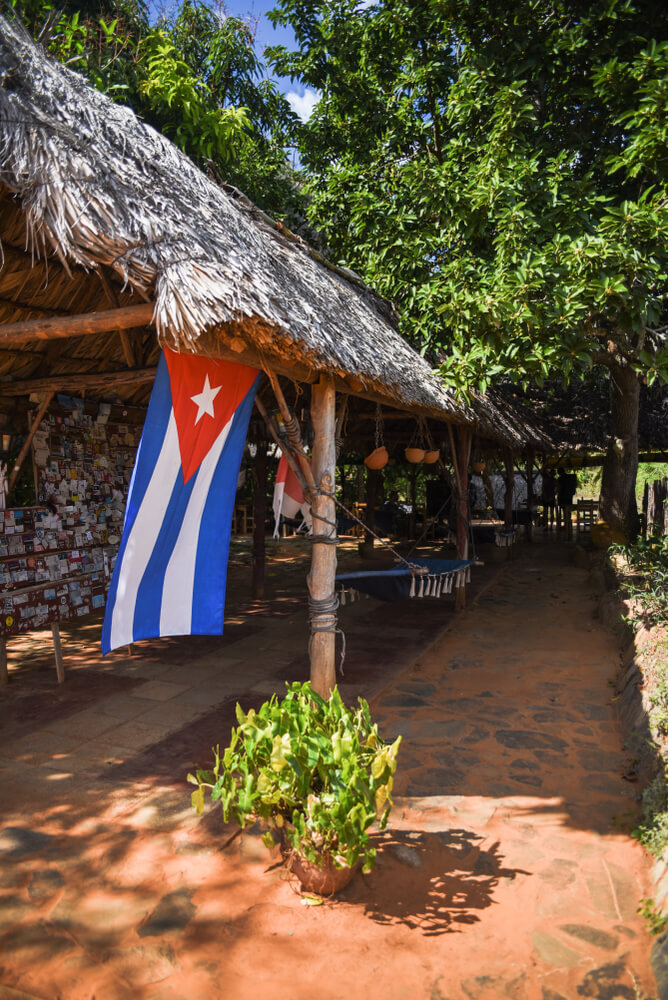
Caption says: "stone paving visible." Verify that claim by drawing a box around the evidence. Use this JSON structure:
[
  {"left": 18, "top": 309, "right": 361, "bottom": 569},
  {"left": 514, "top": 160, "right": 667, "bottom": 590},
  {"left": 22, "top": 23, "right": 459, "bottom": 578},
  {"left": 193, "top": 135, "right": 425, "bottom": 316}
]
[{"left": 0, "top": 538, "right": 659, "bottom": 999}]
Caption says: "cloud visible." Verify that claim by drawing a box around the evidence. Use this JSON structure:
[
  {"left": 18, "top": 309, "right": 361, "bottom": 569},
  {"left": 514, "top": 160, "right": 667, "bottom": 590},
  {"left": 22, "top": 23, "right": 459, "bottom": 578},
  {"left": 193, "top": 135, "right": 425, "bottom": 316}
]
[{"left": 287, "top": 88, "right": 319, "bottom": 122}]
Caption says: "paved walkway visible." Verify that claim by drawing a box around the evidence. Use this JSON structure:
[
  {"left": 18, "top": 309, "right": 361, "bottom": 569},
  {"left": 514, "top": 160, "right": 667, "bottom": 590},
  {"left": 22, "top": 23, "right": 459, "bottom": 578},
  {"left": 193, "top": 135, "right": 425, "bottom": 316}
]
[{"left": 0, "top": 540, "right": 658, "bottom": 999}]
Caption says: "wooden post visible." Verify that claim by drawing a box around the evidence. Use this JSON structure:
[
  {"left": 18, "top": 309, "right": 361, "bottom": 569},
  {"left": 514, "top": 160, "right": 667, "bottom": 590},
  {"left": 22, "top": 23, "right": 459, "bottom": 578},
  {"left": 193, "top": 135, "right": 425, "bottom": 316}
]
[
  {"left": 8, "top": 392, "right": 54, "bottom": 496},
  {"left": 363, "top": 467, "right": 380, "bottom": 554},
  {"left": 504, "top": 451, "right": 514, "bottom": 529},
  {"left": 252, "top": 440, "right": 268, "bottom": 600},
  {"left": 0, "top": 637, "right": 7, "bottom": 685},
  {"left": 51, "top": 623, "right": 65, "bottom": 684},
  {"left": 308, "top": 376, "right": 337, "bottom": 699},
  {"left": 409, "top": 464, "right": 417, "bottom": 539},
  {"left": 526, "top": 449, "right": 534, "bottom": 542}
]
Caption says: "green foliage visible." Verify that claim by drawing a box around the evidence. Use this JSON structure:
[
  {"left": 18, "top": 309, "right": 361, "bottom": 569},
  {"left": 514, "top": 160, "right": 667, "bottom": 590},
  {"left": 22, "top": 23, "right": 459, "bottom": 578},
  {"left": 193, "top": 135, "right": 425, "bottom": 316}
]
[
  {"left": 635, "top": 770, "right": 668, "bottom": 858},
  {"left": 268, "top": 0, "right": 668, "bottom": 391},
  {"left": 188, "top": 681, "right": 401, "bottom": 873},
  {"left": 614, "top": 535, "right": 668, "bottom": 628},
  {"left": 638, "top": 897, "right": 668, "bottom": 936}
]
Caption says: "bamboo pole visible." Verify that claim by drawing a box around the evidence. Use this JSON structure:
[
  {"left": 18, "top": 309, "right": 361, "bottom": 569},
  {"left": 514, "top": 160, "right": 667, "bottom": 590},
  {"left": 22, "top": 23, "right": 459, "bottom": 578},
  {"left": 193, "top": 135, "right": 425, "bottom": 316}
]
[
  {"left": 308, "top": 375, "right": 337, "bottom": 699},
  {"left": 0, "top": 303, "right": 154, "bottom": 344},
  {"left": 265, "top": 368, "right": 317, "bottom": 496},
  {"left": 51, "top": 623, "right": 65, "bottom": 684},
  {"left": 8, "top": 392, "right": 54, "bottom": 494},
  {"left": 526, "top": 448, "right": 535, "bottom": 542}
]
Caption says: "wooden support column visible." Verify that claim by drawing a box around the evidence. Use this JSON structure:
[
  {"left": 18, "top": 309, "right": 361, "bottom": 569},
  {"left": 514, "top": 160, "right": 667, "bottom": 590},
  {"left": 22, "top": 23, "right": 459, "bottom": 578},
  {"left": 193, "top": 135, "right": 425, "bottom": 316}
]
[
  {"left": 308, "top": 376, "right": 337, "bottom": 699},
  {"left": 526, "top": 448, "right": 534, "bottom": 543},
  {"left": 252, "top": 440, "right": 268, "bottom": 600},
  {"left": 363, "top": 467, "right": 380, "bottom": 555},
  {"left": 51, "top": 623, "right": 65, "bottom": 684},
  {"left": 8, "top": 392, "right": 54, "bottom": 495},
  {"left": 504, "top": 451, "right": 515, "bottom": 529},
  {"left": 409, "top": 465, "right": 417, "bottom": 540}
]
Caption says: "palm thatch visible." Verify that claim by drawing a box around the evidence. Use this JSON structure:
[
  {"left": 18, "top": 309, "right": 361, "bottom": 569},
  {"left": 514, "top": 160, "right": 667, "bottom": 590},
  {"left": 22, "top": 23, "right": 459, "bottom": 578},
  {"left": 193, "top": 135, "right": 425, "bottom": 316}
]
[
  {"left": 0, "top": 15, "right": 558, "bottom": 457},
  {"left": 0, "top": 18, "right": 438, "bottom": 416}
]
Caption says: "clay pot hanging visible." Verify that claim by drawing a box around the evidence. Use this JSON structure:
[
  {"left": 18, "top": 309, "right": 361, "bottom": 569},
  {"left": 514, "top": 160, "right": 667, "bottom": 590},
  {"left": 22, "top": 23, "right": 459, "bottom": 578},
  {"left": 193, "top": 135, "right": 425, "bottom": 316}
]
[
  {"left": 404, "top": 447, "right": 426, "bottom": 464},
  {"left": 364, "top": 446, "right": 389, "bottom": 470},
  {"left": 423, "top": 450, "right": 440, "bottom": 464},
  {"left": 472, "top": 460, "right": 486, "bottom": 473}
]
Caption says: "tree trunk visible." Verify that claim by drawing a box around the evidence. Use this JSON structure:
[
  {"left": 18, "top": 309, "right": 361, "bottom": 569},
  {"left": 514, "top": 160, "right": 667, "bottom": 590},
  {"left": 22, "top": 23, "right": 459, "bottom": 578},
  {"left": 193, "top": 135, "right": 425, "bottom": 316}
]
[{"left": 599, "top": 362, "right": 640, "bottom": 539}]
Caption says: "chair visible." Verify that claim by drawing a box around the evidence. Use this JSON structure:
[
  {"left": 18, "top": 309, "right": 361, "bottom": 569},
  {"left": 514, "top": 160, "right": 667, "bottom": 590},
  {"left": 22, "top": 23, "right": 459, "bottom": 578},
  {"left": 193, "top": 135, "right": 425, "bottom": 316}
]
[{"left": 576, "top": 499, "right": 598, "bottom": 533}]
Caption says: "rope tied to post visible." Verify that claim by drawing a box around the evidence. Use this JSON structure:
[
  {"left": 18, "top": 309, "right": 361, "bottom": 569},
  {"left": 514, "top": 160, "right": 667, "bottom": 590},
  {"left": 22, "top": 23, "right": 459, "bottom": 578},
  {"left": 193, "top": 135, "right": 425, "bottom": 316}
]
[{"left": 308, "top": 590, "right": 346, "bottom": 675}]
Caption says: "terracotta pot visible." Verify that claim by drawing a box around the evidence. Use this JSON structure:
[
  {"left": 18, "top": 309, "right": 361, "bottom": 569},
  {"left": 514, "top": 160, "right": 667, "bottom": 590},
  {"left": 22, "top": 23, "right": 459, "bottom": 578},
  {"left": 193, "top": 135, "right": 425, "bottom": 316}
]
[
  {"left": 423, "top": 450, "right": 440, "bottom": 464},
  {"left": 364, "top": 446, "right": 388, "bottom": 470},
  {"left": 285, "top": 849, "right": 357, "bottom": 895},
  {"left": 404, "top": 447, "right": 425, "bottom": 464},
  {"left": 472, "top": 460, "right": 486, "bottom": 473}
]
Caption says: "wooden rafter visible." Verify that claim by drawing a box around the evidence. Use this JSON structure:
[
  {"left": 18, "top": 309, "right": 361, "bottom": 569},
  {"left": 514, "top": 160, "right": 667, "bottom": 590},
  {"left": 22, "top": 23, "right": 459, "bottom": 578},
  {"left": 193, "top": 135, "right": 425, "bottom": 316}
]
[
  {"left": 0, "top": 367, "right": 156, "bottom": 396},
  {"left": 0, "top": 303, "right": 154, "bottom": 344}
]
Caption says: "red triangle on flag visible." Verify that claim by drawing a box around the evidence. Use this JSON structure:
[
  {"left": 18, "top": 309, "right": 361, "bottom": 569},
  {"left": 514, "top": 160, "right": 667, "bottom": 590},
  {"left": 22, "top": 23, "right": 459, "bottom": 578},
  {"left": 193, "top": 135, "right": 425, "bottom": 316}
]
[{"left": 164, "top": 349, "right": 259, "bottom": 483}]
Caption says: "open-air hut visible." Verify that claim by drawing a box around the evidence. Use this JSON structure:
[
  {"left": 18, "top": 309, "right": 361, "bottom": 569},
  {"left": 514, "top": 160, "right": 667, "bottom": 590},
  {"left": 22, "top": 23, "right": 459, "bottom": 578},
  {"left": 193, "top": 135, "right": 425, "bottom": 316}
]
[{"left": 0, "top": 16, "right": 527, "bottom": 694}]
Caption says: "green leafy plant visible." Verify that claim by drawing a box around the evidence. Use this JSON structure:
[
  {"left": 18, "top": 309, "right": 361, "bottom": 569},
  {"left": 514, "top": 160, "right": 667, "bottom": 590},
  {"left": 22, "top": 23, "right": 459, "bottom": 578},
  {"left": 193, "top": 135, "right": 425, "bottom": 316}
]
[
  {"left": 188, "top": 681, "right": 401, "bottom": 874},
  {"left": 613, "top": 535, "right": 668, "bottom": 628},
  {"left": 638, "top": 897, "right": 668, "bottom": 936}
]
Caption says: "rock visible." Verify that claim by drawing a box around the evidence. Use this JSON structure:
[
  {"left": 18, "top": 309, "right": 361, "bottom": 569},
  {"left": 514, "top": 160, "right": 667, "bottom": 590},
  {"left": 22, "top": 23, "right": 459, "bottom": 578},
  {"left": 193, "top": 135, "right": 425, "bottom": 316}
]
[
  {"left": 652, "top": 930, "right": 668, "bottom": 1000},
  {"left": 391, "top": 844, "right": 422, "bottom": 869}
]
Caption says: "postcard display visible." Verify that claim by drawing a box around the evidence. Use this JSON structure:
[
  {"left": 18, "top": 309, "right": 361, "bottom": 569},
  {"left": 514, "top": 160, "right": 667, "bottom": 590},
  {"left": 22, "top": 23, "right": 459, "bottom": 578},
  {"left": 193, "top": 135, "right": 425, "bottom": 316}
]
[{"left": 0, "top": 399, "right": 141, "bottom": 682}]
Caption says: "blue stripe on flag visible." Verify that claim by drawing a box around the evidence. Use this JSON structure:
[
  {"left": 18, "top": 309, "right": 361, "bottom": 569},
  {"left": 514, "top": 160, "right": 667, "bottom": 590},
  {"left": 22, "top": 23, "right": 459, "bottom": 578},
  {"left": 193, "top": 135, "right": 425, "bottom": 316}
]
[
  {"left": 191, "top": 374, "right": 259, "bottom": 634},
  {"left": 101, "top": 354, "right": 173, "bottom": 655}
]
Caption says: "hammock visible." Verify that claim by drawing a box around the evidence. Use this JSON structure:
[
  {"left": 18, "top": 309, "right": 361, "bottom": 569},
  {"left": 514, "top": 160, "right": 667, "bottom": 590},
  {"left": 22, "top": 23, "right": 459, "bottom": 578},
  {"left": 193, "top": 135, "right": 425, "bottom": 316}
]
[{"left": 336, "top": 557, "right": 473, "bottom": 604}]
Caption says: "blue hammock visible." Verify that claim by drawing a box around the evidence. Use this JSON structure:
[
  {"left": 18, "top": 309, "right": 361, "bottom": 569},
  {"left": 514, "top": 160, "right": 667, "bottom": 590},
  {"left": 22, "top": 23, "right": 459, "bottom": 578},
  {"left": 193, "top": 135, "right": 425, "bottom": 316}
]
[{"left": 336, "top": 557, "right": 473, "bottom": 603}]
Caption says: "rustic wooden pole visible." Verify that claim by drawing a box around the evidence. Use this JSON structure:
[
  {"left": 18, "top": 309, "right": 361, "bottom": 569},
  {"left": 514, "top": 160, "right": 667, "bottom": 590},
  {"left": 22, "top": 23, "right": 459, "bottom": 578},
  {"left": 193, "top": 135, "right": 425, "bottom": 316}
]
[
  {"left": 409, "top": 464, "right": 417, "bottom": 539},
  {"left": 253, "top": 396, "right": 304, "bottom": 489},
  {"left": 308, "top": 375, "right": 337, "bottom": 699},
  {"left": 265, "top": 369, "right": 317, "bottom": 496},
  {"left": 0, "top": 368, "right": 156, "bottom": 396},
  {"left": 526, "top": 448, "right": 534, "bottom": 542},
  {"left": 0, "top": 303, "right": 154, "bottom": 344},
  {"left": 363, "top": 467, "right": 380, "bottom": 554},
  {"left": 252, "top": 440, "right": 268, "bottom": 600},
  {"left": 504, "top": 451, "right": 515, "bottom": 529},
  {"left": 51, "top": 623, "right": 65, "bottom": 684},
  {"left": 8, "top": 392, "right": 54, "bottom": 495}
]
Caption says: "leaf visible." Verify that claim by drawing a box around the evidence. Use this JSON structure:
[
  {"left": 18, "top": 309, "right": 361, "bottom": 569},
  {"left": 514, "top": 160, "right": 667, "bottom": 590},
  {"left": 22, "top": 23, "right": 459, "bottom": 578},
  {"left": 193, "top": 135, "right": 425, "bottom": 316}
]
[
  {"left": 300, "top": 894, "right": 324, "bottom": 906},
  {"left": 191, "top": 785, "right": 205, "bottom": 817}
]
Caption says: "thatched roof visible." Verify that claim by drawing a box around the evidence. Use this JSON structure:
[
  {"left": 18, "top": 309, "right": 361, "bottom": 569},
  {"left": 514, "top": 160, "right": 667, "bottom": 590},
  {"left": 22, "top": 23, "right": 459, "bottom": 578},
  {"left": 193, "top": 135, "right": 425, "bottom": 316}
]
[{"left": 0, "top": 15, "right": 479, "bottom": 428}]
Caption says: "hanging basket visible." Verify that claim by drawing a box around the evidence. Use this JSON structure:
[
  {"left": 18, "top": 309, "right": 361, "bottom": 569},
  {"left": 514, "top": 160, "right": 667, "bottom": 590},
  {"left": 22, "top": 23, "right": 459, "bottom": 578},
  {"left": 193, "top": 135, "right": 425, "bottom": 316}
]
[
  {"left": 364, "top": 446, "right": 388, "bottom": 470},
  {"left": 423, "top": 450, "right": 440, "bottom": 464},
  {"left": 472, "top": 460, "right": 486, "bottom": 474},
  {"left": 404, "top": 447, "right": 425, "bottom": 464}
]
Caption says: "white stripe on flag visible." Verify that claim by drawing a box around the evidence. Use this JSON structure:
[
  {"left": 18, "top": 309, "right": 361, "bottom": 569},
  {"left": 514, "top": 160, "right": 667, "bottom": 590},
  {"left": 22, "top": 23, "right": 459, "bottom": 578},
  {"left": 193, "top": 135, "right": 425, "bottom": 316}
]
[
  {"left": 159, "top": 413, "right": 234, "bottom": 635},
  {"left": 109, "top": 411, "right": 180, "bottom": 650}
]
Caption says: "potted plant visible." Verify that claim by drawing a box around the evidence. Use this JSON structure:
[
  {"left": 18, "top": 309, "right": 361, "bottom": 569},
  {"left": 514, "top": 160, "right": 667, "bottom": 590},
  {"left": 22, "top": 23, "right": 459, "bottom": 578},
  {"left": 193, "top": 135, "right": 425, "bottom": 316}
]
[{"left": 188, "top": 681, "right": 401, "bottom": 895}]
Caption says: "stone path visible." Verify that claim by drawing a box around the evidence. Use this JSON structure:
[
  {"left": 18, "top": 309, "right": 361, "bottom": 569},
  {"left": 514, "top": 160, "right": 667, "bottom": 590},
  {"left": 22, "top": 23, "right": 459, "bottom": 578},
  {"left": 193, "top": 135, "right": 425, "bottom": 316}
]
[{"left": 0, "top": 540, "right": 658, "bottom": 999}]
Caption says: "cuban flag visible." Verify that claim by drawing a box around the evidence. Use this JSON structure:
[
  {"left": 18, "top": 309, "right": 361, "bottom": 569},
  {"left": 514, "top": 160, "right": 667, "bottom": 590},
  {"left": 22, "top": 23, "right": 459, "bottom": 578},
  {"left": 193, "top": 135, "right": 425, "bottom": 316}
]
[
  {"left": 101, "top": 349, "right": 259, "bottom": 655},
  {"left": 272, "top": 453, "right": 312, "bottom": 538}
]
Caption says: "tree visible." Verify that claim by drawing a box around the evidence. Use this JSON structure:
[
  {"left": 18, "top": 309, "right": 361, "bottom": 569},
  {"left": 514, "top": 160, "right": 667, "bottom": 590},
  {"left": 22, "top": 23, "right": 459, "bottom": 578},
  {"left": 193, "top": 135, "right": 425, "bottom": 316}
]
[
  {"left": 7, "top": 0, "right": 301, "bottom": 217},
  {"left": 269, "top": 0, "right": 668, "bottom": 536}
]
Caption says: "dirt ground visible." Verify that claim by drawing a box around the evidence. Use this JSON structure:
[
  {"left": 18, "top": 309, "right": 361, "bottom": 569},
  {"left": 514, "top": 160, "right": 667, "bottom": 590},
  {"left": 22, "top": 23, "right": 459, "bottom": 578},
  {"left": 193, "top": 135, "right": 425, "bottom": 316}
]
[{"left": 0, "top": 537, "right": 659, "bottom": 1000}]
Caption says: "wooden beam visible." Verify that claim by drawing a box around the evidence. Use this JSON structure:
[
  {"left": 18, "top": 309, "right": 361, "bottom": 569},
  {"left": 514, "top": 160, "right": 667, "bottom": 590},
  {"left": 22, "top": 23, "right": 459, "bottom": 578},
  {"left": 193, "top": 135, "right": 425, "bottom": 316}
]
[
  {"left": 308, "top": 375, "right": 337, "bottom": 699},
  {"left": 0, "top": 367, "right": 156, "bottom": 396},
  {"left": 0, "top": 303, "right": 154, "bottom": 344},
  {"left": 8, "top": 392, "right": 54, "bottom": 494}
]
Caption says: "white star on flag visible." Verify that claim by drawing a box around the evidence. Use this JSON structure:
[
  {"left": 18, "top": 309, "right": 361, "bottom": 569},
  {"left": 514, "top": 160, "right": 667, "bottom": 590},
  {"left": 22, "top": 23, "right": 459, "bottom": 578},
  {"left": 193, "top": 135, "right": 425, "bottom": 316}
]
[{"left": 190, "top": 374, "right": 222, "bottom": 424}]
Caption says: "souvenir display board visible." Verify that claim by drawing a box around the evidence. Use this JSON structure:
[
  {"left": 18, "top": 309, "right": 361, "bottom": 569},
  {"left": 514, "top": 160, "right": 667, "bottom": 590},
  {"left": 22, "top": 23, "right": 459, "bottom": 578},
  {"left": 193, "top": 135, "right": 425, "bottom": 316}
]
[{"left": 0, "top": 397, "right": 143, "bottom": 640}]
